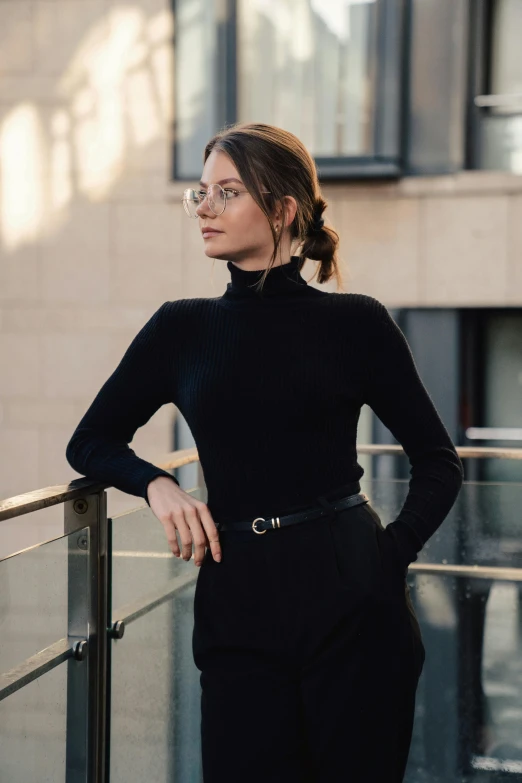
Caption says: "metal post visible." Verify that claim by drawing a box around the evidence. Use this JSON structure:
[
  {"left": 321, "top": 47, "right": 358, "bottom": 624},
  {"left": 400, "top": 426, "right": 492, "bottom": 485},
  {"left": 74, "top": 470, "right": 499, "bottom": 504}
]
[
  {"left": 104, "top": 517, "right": 113, "bottom": 783},
  {"left": 65, "top": 491, "right": 108, "bottom": 783},
  {"left": 65, "top": 523, "right": 89, "bottom": 783}
]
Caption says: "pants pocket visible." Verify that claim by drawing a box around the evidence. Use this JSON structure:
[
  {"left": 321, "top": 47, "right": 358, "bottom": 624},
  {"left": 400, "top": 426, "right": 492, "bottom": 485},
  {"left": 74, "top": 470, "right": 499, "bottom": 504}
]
[
  {"left": 326, "top": 504, "right": 382, "bottom": 596},
  {"left": 359, "top": 504, "right": 408, "bottom": 593}
]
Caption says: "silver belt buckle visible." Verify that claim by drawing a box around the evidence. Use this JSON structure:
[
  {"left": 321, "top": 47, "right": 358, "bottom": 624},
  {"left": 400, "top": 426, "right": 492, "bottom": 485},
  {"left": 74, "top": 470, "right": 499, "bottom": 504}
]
[{"left": 252, "top": 516, "right": 282, "bottom": 534}]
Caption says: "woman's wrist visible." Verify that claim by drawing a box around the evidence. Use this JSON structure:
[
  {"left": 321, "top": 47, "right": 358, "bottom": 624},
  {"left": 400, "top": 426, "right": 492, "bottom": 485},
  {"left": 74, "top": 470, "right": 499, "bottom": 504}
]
[{"left": 145, "top": 473, "right": 180, "bottom": 505}]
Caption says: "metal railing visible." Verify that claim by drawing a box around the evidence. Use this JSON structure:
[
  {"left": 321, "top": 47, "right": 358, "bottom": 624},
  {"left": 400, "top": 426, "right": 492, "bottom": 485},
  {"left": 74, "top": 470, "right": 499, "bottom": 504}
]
[{"left": 1, "top": 445, "right": 522, "bottom": 782}]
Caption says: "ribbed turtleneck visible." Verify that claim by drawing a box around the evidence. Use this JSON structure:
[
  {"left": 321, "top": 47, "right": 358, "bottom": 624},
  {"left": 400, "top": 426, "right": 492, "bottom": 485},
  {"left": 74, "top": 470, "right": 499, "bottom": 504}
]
[
  {"left": 66, "top": 276, "right": 464, "bottom": 571},
  {"left": 219, "top": 255, "right": 328, "bottom": 309}
]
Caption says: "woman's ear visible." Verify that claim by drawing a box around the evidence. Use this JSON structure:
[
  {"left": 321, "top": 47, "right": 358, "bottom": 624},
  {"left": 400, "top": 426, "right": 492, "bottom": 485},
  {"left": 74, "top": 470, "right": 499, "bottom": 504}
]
[{"left": 273, "top": 195, "right": 298, "bottom": 229}]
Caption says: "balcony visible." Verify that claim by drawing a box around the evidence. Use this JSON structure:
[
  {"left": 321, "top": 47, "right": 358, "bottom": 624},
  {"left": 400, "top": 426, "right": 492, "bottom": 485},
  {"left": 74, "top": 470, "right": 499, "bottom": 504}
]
[{"left": 1, "top": 445, "right": 522, "bottom": 782}]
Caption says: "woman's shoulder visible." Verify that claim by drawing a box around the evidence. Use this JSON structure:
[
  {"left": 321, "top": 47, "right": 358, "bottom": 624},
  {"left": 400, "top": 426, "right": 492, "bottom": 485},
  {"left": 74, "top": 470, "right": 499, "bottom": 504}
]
[
  {"left": 160, "top": 296, "right": 222, "bottom": 318},
  {"left": 328, "top": 291, "right": 389, "bottom": 318}
]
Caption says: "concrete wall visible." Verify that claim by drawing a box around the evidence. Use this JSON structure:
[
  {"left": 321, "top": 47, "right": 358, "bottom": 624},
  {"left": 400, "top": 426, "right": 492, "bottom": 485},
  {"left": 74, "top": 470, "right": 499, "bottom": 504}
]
[
  {"left": 321, "top": 172, "right": 522, "bottom": 308},
  {"left": 1, "top": 0, "right": 522, "bottom": 553}
]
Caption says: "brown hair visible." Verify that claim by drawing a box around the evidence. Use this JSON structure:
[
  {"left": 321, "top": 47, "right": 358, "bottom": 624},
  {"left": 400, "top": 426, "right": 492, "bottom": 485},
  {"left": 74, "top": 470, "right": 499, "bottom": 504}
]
[{"left": 203, "top": 122, "right": 344, "bottom": 292}]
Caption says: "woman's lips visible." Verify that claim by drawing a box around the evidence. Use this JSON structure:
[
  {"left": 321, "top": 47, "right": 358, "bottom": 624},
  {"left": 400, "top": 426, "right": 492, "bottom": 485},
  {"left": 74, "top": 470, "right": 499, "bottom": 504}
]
[{"left": 202, "top": 229, "right": 223, "bottom": 238}]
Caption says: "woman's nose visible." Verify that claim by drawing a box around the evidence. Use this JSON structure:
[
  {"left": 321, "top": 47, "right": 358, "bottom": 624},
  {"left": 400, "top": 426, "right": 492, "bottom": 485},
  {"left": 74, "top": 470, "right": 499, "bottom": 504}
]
[{"left": 196, "top": 195, "right": 212, "bottom": 218}]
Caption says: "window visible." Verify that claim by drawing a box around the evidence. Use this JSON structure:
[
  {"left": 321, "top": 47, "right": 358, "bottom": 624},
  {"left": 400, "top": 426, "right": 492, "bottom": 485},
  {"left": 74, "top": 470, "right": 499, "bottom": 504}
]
[
  {"left": 173, "top": 0, "right": 220, "bottom": 180},
  {"left": 468, "top": 0, "right": 522, "bottom": 173},
  {"left": 173, "top": 0, "right": 407, "bottom": 180}
]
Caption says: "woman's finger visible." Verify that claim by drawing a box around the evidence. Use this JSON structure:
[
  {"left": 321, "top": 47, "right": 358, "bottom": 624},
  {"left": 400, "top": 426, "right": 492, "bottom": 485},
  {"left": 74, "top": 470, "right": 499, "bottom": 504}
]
[
  {"left": 183, "top": 505, "right": 208, "bottom": 566},
  {"left": 162, "top": 518, "right": 181, "bottom": 557},
  {"left": 170, "top": 508, "right": 193, "bottom": 560},
  {"left": 196, "top": 502, "right": 222, "bottom": 562}
]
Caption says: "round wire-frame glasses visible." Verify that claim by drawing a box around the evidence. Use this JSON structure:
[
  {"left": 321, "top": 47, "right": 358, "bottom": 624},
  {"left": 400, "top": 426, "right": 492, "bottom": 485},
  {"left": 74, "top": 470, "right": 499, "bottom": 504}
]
[{"left": 182, "top": 184, "right": 271, "bottom": 218}]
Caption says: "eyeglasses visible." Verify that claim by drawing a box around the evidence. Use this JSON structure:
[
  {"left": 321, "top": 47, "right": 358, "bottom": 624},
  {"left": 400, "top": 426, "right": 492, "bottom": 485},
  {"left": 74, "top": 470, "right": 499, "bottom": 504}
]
[{"left": 182, "top": 184, "right": 271, "bottom": 218}]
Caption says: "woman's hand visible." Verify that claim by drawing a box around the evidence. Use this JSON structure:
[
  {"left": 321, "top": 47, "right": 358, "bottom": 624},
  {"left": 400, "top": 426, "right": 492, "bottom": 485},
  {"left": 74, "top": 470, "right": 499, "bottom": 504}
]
[{"left": 146, "top": 476, "right": 222, "bottom": 566}]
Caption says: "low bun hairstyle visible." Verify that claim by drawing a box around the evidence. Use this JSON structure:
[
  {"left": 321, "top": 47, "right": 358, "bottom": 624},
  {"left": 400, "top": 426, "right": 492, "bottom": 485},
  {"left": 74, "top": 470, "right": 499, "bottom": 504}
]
[{"left": 203, "top": 123, "right": 343, "bottom": 291}]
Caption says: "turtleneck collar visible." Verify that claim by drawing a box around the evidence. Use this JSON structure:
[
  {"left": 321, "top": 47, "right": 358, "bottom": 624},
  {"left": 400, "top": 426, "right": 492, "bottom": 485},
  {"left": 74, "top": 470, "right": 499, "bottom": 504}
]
[
  {"left": 228, "top": 254, "right": 307, "bottom": 293},
  {"left": 219, "top": 255, "right": 328, "bottom": 310}
]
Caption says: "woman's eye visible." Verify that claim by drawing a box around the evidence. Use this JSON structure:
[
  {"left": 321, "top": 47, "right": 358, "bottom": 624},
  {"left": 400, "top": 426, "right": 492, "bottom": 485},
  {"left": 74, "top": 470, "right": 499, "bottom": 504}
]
[
  {"left": 197, "top": 191, "right": 207, "bottom": 199},
  {"left": 224, "top": 189, "right": 238, "bottom": 197}
]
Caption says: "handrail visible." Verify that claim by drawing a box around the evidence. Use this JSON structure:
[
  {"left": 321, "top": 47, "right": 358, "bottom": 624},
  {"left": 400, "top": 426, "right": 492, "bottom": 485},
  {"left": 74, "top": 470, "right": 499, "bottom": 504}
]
[
  {"left": 0, "top": 446, "right": 199, "bottom": 519},
  {"left": 0, "top": 638, "right": 74, "bottom": 702},
  {"left": 1, "top": 444, "right": 521, "bottom": 520},
  {"left": 409, "top": 563, "right": 522, "bottom": 582}
]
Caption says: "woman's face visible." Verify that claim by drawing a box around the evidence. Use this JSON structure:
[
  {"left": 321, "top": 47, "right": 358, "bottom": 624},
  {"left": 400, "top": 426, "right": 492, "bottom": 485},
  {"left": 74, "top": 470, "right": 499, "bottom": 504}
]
[{"left": 196, "top": 149, "right": 295, "bottom": 268}]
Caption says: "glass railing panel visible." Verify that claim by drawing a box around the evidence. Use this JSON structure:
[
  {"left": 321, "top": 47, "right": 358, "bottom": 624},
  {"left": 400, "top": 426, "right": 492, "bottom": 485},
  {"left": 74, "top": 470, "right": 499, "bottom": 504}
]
[
  {"left": 0, "top": 526, "right": 90, "bottom": 783},
  {"left": 110, "top": 596, "right": 200, "bottom": 782},
  {"left": 362, "top": 478, "right": 522, "bottom": 781},
  {"left": 0, "top": 527, "right": 89, "bottom": 674},
  {"left": 110, "top": 486, "right": 206, "bottom": 610},
  {"left": 0, "top": 664, "right": 67, "bottom": 783},
  {"left": 360, "top": 477, "right": 522, "bottom": 570},
  {"left": 109, "top": 487, "right": 205, "bottom": 783},
  {"left": 404, "top": 571, "right": 522, "bottom": 782},
  {"left": 0, "top": 504, "right": 66, "bottom": 562}
]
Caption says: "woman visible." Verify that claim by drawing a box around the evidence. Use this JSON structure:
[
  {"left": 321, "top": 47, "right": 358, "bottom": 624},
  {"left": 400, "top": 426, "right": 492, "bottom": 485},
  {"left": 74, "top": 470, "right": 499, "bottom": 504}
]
[{"left": 66, "top": 122, "right": 464, "bottom": 782}]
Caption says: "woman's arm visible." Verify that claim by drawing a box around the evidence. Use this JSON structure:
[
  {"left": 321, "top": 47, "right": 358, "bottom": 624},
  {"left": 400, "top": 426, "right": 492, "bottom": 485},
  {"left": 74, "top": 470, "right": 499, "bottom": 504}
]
[
  {"left": 65, "top": 301, "right": 180, "bottom": 505},
  {"left": 363, "top": 297, "right": 464, "bottom": 568}
]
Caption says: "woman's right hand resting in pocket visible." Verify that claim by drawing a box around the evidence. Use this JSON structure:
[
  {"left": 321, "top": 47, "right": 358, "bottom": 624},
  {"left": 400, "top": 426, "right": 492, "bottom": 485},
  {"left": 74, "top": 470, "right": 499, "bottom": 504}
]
[{"left": 146, "top": 476, "right": 222, "bottom": 567}]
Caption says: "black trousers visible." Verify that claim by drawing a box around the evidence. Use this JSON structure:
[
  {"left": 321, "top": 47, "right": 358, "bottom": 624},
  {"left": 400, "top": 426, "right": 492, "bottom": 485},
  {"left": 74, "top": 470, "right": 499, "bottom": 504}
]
[{"left": 192, "top": 491, "right": 426, "bottom": 783}]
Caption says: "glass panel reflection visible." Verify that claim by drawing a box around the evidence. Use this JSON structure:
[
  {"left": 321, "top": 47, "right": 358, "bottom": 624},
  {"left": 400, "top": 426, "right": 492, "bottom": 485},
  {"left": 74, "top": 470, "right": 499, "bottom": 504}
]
[
  {"left": 110, "top": 595, "right": 201, "bottom": 783},
  {"left": 109, "top": 487, "right": 205, "bottom": 782},
  {"left": 0, "top": 528, "right": 89, "bottom": 674},
  {"left": 360, "top": 477, "right": 522, "bottom": 780},
  {"left": 0, "top": 662, "right": 67, "bottom": 783},
  {"left": 110, "top": 488, "right": 205, "bottom": 610},
  {"left": 360, "top": 477, "right": 522, "bottom": 570},
  {"left": 405, "top": 571, "right": 522, "bottom": 781}
]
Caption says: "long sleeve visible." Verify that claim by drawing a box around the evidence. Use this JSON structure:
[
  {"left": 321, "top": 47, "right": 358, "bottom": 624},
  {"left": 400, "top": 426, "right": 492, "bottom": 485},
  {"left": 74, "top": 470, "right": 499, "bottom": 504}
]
[
  {"left": 65, "top": 301, "right": 180, "bottom": 506},
  {"left": 363, "top": 297, "right": 464, "bottom": 567}
]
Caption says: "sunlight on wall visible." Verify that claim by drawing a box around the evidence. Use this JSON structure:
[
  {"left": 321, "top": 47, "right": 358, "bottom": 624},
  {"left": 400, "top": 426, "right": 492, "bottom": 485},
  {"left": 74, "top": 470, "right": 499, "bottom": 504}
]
[
  {"left": 126, "top": 66, "right": 162, "bottom": 148},
  {"left": 0, "top": 5, "right": 174, "bottom": 251},
  {"left": 50, "top": 110, "right": 73, "bottom": 213},
  {"left": 0, "top": 104, "right": 46, "bottom": 251}
]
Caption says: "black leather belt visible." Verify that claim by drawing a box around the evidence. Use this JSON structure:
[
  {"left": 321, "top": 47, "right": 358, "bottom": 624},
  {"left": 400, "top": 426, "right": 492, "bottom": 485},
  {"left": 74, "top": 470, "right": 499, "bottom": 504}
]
[{"left": 216, "top": 491, "right": 370, "bottom": 535}]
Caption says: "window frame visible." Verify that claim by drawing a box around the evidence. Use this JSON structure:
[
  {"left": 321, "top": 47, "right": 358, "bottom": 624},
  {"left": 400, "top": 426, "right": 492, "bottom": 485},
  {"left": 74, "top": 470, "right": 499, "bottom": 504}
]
[{"left": 172, "top": 0, "right": 410, "bottom": 182}]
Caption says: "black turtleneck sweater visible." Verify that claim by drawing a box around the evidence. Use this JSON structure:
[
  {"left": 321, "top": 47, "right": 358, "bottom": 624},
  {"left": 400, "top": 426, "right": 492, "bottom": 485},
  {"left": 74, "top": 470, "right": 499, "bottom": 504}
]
[{"left": 65, "top": 255, "right": 464, "bottom": 567}]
